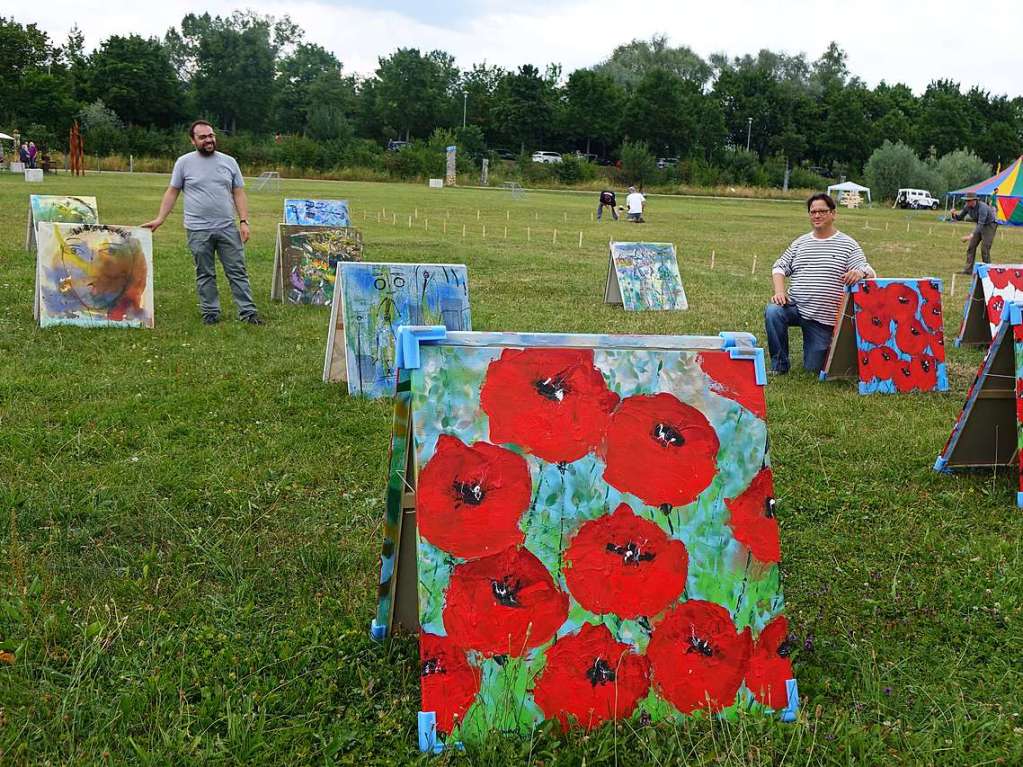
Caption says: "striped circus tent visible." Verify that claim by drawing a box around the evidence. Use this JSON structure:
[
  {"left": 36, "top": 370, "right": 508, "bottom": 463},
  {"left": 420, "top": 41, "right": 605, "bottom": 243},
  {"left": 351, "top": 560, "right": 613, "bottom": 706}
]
[{"left": 949, "top": 156, "right": 1023, "bottom": 226}]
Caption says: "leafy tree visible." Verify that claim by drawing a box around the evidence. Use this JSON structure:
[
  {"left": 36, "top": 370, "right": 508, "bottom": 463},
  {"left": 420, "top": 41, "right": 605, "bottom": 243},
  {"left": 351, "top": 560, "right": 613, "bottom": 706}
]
[
  {"left": 595, "top": 35, "right": 711, "bottom": 88},
  {"left": 916, "top": 80, "right": 972, "bottom": 157},
  {"left": 934, "top": 149, "right": 991, "bottom": 195},
  {"left": 491, "top": 65, "right": 556, "bottom": 152},
  {"left": 619, "top": 139, "right": 656, "bottom": 186},
  {"left": 78, "top": 99, "right": 123, "bottom": 155},
  {"left": 562, "top": 69, "right": 624, "bottom": 155},
  {"left": 864, "top": 140, "right": 924, "bottom": 199},
  {"left": 459, "top": 62, "right": 504, "bottom": 139},
  {"left": 275, "top": 42, "right": 356, "bottom": 138},
  {"left": 88, "top": 35, "right": 184, "bottom": 127},
  {"left": 372, "top": 48, "right": 458, "bottom": 141},
  {"left": 622, "top": 70, "right": 691, "bottom": 156}
]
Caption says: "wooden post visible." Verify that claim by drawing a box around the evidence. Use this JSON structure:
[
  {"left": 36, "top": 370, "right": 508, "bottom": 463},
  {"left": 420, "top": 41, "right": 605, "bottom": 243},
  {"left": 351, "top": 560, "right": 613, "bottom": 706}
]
[
  {"left": 527, "top": 227, "right": 531, "bottom": 242},
  {"left": 553, "top": 228, "right": 558, "bottom": 244},
  {"left": 711, "top": 250, "right": 715, "bottom": 269},
  {"left": 504, "top": 226, "right": 508, "bottom": 239},
  {"left": 482, "top": 225, "right": 486, "bottom": 239},
  {"left": 950, "top": 273, "right": 957, "bottom": 296},
  {"left": 885, "top": 222, "right": 889, "bottom": 231},
  {"left": 751, "top": 254, "right": 757, "bottom": 275},
  {"left": 392, "top": 213, "right": 396, "bottom": 225},
  {"left": 535, "top": 211, "right": 539, "bottom": 221},
  {"left": 443, "top": 220, "right": 447, "bottom": 235},
  {"left": 578, "top": 231, "right": 583, "bottom": 248},
  {"left": 408, "top": 215, "right": 412, "bottom": 228},
  {"left": 477, "top": 209, "right": 481, "bottom": 221},
  {"left": 425, "top": 219, "right": 429, "bottom": 231},
  {"left": 414, "top": 207, "right": 418, "bottom": 219},
  {"left": 377, "top": 211, "right": 381, "bottom": 223},
  {"left": 906, "top": 221, "right": 910, "bottom": 232},
  {"left": 563, "top": 212, "right": 567, "bottom": 222},
  {"left": 506, "top": 210, "right": 509, "bottom": 220},
  {"left": 462, "top": 224, "right": 466, "bottom": 238}
]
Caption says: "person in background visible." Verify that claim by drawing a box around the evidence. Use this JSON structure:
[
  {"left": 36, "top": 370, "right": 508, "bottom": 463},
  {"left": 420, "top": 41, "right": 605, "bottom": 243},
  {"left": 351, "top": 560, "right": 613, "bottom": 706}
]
[
  {"left": 951, "top": 192, "right": 998, "bottom": 274},
  {"left": 765, "top": 193, "right": 875, "bottom": 375},
  {"left": 27, "top": 141, "right": 37, "bottom": 168},
  {"left": 596, "top": 189, "right": 618, "bottom": 221},
  {"left": 19, "top": 143, "right": 28, "bottom": 165},
  {"left": 625, "top": 186, "right": 646, "bottom": 223}
]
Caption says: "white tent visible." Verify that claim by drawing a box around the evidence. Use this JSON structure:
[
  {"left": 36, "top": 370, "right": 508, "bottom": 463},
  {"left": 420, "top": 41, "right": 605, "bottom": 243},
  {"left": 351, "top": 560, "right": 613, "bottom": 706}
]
[{"left": 827, "top": 180, "right": 871, "bottom": 205}]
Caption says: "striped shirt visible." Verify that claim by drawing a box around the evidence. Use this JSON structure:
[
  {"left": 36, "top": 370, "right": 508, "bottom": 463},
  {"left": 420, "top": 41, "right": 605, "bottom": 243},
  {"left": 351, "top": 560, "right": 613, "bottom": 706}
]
[{"left": 772, "top": 230, "right": 873, "bottom": 326}]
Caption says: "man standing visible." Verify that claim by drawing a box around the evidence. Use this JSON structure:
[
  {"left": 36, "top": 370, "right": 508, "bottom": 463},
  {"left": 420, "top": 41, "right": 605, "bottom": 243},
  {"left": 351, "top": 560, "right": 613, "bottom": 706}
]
[
  {"left": 765, "top": 193, "right": 875, "bottom": 374},
  {"left": 596, "top": 189, "right": 618, "bottom": 221},
  {"left": 625, "top": 186, "right": 645, "bottom": 223},
  {"left": 951, "top": 192, "right": 998, "bottom": 273},
  {"left": 142, "top": 120, "right": 262, "bottom": 325}
]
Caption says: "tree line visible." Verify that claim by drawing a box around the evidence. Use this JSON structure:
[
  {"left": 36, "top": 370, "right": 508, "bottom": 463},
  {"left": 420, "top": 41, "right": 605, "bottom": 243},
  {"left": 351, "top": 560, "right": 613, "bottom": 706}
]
[{"left": 3, "top": 12, "right": 1021, "bottom": 190}]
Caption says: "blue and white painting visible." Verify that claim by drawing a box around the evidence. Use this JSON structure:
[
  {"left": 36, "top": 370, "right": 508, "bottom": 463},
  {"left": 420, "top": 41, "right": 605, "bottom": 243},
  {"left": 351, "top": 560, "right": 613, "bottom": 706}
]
[{"left": 284, "top": 198, "right": 350, "bottom": 227}]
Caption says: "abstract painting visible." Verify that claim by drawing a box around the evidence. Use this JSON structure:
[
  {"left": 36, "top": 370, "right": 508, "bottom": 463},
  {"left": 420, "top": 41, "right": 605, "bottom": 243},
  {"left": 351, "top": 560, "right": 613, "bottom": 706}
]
[
  {"left": 35, "top": 223, "right": 154, "bottom": 328},
  {"left": 374, "top": 330, "right": 796, "bottom": 749},
  {"left": 820, "top": 279, "right": 947, "bottom": 394},
  {"left": 272, "top": 224, "right": 363, "bottom": 305},
  {"left": 604, "top": 242, "right": 687, "bottom": 311},
  {"left": 936, "top": 300, "right": 1023, "bottom": 507},
  {"left": 327, "top": 263, "right": 471, "bottom": 396},
  {"left": 955, "top": 263, "right": 1023, "bottom": 346},
  {"left": 283, "top": 198, "right": 350, "bottom": 227},
  {"left": 25, "top": 195, "right": 99, "bottom": 250}
]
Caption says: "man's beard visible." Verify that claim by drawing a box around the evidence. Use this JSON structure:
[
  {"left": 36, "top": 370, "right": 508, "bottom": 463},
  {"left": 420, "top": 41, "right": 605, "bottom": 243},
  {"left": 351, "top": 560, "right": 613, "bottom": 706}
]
[{"left": 198, "top": 141, "right": 216, "bottom": 155}]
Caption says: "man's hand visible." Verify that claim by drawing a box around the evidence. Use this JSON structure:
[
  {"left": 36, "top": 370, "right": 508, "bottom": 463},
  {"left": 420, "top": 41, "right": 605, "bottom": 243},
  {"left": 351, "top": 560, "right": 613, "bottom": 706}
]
[
  {"left": 770, "top": 292, "right": 788, "bottom": 306},
  {"left": 141, "top": 219, "right": 163, "bottom": 231},
  {"left": 840, "top": 268, "right": 867, "bottom": 285},
  {"left": 239, "top": 221, "right": 250, "bottom": 243},
  {"left": 950, "top": 209, "right": 958, "bottom": 219},
  {"left": 960, "top": 235, "right": 971, "bottom": 243}
]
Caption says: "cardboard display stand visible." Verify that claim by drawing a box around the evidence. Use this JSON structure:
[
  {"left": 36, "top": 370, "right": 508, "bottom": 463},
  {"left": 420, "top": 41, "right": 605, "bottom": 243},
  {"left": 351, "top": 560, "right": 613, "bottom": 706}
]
[
  {"left": 955, "top": 263, "right": 1023, "bottom": 347},
  {"left": 373, "top": 327, "right": 797, "bottom": 750},
  {"left": 270, "top": 224, "right": 363, "bottom": 304},
  {"left": 936, "top": 300, "right": 1023, "bottom": 506},
  {"left": 819, "top": 279, "right": 948, "bottom": 394},
  {"left": 25, "top": 195, "right": 99, "bottom": 251},
  {"left": 604, "top": 241, "right": 688, "bottom": 311}
]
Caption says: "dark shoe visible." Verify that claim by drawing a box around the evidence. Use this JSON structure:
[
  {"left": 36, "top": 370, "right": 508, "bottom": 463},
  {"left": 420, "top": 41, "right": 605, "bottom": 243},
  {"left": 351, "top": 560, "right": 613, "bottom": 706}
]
[
  {"left": 202, "top": 314, "right": 220, "bottom": 325},
  {"left": 241, "top": 314, "right": 265, "bottom": 326}
]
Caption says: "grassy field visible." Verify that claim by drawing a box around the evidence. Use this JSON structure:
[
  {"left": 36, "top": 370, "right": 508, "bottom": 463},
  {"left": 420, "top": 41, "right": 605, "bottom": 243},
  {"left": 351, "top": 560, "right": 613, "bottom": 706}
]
[{"left": 2, "top": 171, "right": 1022, "bottom": 766}]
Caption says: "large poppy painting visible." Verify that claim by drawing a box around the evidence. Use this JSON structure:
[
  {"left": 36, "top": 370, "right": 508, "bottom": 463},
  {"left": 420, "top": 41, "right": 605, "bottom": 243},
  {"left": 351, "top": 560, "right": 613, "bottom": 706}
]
[
  {"left": 604, "top": 242, "right": 688, "bottom": 311},
  {"left": 324, "top": 263, "right": 471, "bottom": 395},
  {"left": 955, "top": 263, "right": 1023, "bottom": 347},
  {"left": 270, "top": 224, "right": 363, "bottom": 305},
  {"left": 26, "top": 194, "right": 99, "bottom": 250},
  {"left": 820, "top": 279, "right": 947, "bottom": 394},
  {"left": 34, "top": 223, "right": 154, "bottom": 329},
  {"left": 283, "top": 198, "right": 350, "bottom": 227},
  {"left": 376, "top": 330, "right": 796, "bottom": 749}
]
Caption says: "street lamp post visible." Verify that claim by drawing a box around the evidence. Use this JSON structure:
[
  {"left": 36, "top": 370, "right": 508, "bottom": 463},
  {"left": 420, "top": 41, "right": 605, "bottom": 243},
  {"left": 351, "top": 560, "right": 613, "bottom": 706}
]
[
  {"left": 746, "top": 117, "right": 752, "bottom": 152},
  {"left": 462, "top": 92, "right": 467, "bottom": 129}
]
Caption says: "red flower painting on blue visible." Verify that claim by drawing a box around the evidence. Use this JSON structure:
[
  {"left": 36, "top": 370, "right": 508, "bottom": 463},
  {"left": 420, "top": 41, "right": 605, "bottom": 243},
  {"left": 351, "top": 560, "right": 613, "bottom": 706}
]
[
  {"left": 725, "top": 468, "right": 780, "bottom": 563},
  {"left": 987, "top": 295, "right": 1006, "bottom": 327},
  {"left": 854, "top": 305, "right": 891, "bottom": 345},
  {"left": 858, "top": 345, "right": 898, "bottom": 383},
  {"left": 697, "top": 351, "right": 767, "bottom": 419},
  {"left": 532, "top": 623, "right": 651, "bottom": 731},
  {"left": 420, "top": 633, "right": 481, "bottom": 735},
  {"left": 745, "top": 616, "right": 795, "bottom": 709}
]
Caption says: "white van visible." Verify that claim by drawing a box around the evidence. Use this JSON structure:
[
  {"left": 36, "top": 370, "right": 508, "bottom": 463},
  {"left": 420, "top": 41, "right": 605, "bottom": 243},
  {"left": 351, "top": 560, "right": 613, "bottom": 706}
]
[
  {"left": 894, "top": 188, "right": 940, "bottom": 209},
  {"left": 531, "top": 151, "right": 563, "bottom": 164}
]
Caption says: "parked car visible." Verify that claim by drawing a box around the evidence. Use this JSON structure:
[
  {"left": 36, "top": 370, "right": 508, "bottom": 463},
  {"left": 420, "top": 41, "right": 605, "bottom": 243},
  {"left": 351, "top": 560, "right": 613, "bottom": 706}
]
[
  {"left": 894, "top": 188, "right": 940, "bottom": 210},
  {"left": 531, "top": 151, "right": 563, "bottom": 164},
  {"left": 386, "top": 139, "right": 410, "bottom": 152},
  {"left": 574, "top": 152, "right": 598, "bottom": 163},
  {"left": 492, "top": 148, "right": 517, "bottom": 161},
  {"left": 656, "top": 157, "right": 679, "bottom": 169},
  {"left": 809, "top": 165, "right": 835, "bottom": 179}
]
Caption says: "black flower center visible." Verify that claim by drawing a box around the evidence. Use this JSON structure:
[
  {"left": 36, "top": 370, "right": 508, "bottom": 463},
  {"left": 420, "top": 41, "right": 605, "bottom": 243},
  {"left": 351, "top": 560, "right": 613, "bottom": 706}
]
[
  {"left": 899, "top": 366, "right": 912, "bottom": 378},
  {"left": 452, "top": 479, "right": 485, "bottom": 506},
  {"left": 910, "top": 325, "right": 921, "bottom": 337},
  {"left": 898, "top": 295, "right": 910, "bottom": 305},
  {"left": 777, "top": 638, "right": 797, "bottom": 658},
  {"left": 881, "top": 349, "right": 893, "bottom": 362},
  {"left": 687, "top": 634, "right": 714, "bottom": 657},
  {"left": 871, "top": 316, "right": 882, "bottom": 327},
  {"left": 606, "top": 541, "right": 656, "bottom": 566},
  {"left": 652, "top": 422, "right": 684, "bottom": 447},
  {"left": 491, "top": 576, "right": 523, "bottom": 607},
  {"left": 764, "top": 497, "right": 776, "bottom": 519},
  {"left": 921, "top": 359, "right": 931, "bottom": 372},
  {"left": 422, "top": 656, "right": 445, "bottom": 676},
  {"left": 585, "top": 657, "right": 616, "bottom": 686},
  {"left": 535, "top": 373, "right": 569, "bottom": 402}
]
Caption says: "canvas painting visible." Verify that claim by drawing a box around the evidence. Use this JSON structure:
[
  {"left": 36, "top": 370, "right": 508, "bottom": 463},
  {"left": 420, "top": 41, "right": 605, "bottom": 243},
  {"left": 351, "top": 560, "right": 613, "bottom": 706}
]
[
  {"left": 26, "top": 195, "right": 99, "bottom": 250},
  {"left": 274, "top": 224, "right": 363, "bottom": 305},
  {"left": 605, "top": 242, "right": 687, "bottom": 311},
  {"left": 283, "top": 198, "right": 350, "bottom": 227},
  {"left": 377, "top": 330, "right": 796, "bottom": 748},
  {"left": 35, "top": 223, "right": 154, "bottom": 328},
  {"left": 334, "top": 263, "right": 471, "bottom": 396},
  {"left": 955, "top": 264, "right": 1023, "bottom": 346}
]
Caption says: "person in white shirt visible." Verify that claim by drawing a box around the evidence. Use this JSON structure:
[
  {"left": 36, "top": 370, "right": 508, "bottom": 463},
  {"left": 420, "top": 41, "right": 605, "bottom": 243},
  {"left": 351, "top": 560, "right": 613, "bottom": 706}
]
[{"left": 625, "top": 186, "right": 645, "bottom": 223}]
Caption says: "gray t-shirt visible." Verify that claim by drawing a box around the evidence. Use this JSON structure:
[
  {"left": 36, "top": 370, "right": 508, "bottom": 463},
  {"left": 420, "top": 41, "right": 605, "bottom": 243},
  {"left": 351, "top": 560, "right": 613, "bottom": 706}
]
[{"left": 170, "top": 151, "right": 244, "bottom": 230}]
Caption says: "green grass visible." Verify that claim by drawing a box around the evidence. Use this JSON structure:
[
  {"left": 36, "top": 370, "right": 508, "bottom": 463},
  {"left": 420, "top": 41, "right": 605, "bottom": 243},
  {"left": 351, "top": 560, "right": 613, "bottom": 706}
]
[{"left": 2, "top": 172, "right": 1022, "bottom": 765}]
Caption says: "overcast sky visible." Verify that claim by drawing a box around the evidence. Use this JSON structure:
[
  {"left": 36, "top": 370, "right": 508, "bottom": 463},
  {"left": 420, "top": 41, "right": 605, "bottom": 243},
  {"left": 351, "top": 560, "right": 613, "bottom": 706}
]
[{"left": 17, "top": 1, "right": 1023, "bottom": 98}]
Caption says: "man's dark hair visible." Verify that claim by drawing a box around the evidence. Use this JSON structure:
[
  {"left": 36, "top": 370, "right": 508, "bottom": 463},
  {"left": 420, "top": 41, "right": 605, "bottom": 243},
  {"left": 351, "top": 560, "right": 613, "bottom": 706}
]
[
  {"left": 189, "top": 120, "right": 214, "bottom": 139},
  {"left": 806, "top": 193, "right": 836, "bottom": 212}
]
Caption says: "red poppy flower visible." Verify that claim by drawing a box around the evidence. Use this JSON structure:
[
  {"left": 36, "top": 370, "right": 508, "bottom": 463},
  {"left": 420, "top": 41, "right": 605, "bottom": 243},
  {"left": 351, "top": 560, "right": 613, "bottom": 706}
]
[
  {"left": 417, "top": 435, "right": 532, "bottom": 559},
  {"left": 881, "top": 283, "right": 920, "bottom": 321},
  {"left": 532, "top": 623, "right": 651, "bottom": 731},
  {"left": 918, "top": 279, "right": 942, "bottom": 307},
  {"left": 892, "top": 355, "right": 939, "bottom": 393},
  {"left": 724, "top": 468, "right": 780, "bottom": 563},
  {"left": 480, "top": 348, "right": 620, "bottom": 464},
  {"left": 854, "top": 306, "right": 891, "bottom": 346},
  {"left": 564, "top": 503, "right": 688, "bottom": 619},
  {"left": 602, "top": 393, "right": 719, "bottom": 509},
  {"left": 894, "top": 318, "right": 930, "bottom": 356},
  {"left": 420, "top": 633, "right": 481, "bottom": 735},
  {"left": 697, "top": 351, "right": 767, "bottom": 419},
  {"left": 930, "top": 330, "right": 946, "bottom": 361},
  {"left": 1010, "top": 269, "right": 1023, "bottom": 292},
  {"left": 443, "top": 546, "right": 569, "bottom": 656},
  {"left": 745, "top": 616, "right": 795, "bottom": 710},
  {"left": 988, "top": 268, "right": 1014, "bottom": 290},
  {"left": 987, "top": 295, "right": 1006, "bottom": 327},
  {"left": 647, "top": 600, "right": 753, "bottom": 714},
  {"left": 858, "top": 345, "right": 898, "bottom": 382},
  {"left": 854, "top": 281, "right": 886, "bottom": 313}
]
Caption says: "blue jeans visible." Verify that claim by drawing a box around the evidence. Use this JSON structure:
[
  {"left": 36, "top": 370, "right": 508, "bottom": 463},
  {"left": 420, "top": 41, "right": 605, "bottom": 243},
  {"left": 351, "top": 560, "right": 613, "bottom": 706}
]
[
  {"left": 596, "top": 203, "right": 618, "bottom": 220},
  {"left": 764, "top": 302, "right": 834, "bottom": 373}
]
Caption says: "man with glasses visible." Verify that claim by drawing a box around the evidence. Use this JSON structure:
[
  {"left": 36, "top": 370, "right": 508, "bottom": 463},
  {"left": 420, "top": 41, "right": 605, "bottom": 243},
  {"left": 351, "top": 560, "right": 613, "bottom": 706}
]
[
  {"left": 765, "top": 193, "right": 874, "bottom": 374},
  {"left": 143, "top": 120, "right": 263, "bottom": 326}
]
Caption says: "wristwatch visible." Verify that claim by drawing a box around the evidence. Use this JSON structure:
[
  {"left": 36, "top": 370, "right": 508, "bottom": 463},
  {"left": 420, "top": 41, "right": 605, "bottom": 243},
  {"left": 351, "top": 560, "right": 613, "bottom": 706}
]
[{"left": 239, "top": 219, "right": 249, "bottom": 224}]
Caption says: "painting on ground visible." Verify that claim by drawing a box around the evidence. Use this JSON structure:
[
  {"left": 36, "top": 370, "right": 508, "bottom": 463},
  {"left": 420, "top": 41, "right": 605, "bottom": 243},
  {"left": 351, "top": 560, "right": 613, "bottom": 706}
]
[
  {"left": 324, "top": 262, "right": 471, "bottom": 395},
  {"left": 955, "top": 263, "right": 1023, "bottom": 346},
  {"left": 283, "top": 198, "right": 350, "bottom": 227},
  {"left": 373, "top": 329, "right": 797, "bottom": 750},
  {"left": 25, "top": 195, "right": 99, "bottom": 250},
  {"left": 820, "top": 279, "right": 947, "bottom": 394},
  {"left": 272, "top": 225, "right": 363, "bottom": 304},
  {"left": 35, "top": 223, "right": 154, "bottom": 328},
  {"left": 604, "top": 241, "right": 687, "bottom": 311}
]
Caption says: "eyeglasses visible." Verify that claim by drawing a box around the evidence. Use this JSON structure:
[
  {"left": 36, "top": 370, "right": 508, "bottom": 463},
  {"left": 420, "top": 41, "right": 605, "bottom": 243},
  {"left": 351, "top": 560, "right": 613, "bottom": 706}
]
[
  {"left": 195, "top": 132, "right": 215, "bottom": 140},
  {"left": 808, "top": 209, "right": 833, "bottom": 216}
]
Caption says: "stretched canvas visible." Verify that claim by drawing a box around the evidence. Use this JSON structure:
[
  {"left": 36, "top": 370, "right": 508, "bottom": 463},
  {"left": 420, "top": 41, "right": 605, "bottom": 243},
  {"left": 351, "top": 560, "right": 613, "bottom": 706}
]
[
  {"left": 955, "top": 264, "right": 1023, "bottom": 346},
  {"left": 35, "top": 223, "right": 154, "bottom": 328},
  {"left": 936, "top": 300, "right": 1023, "bottom": 506},
  {"left": 25, "top": 194, "right": 99, "bottom": 250},
  {"left": 820, "top": 279, "right": 947, "bottom": 394},
  {"left": 271, "top": 224, "right": 363, "bottom": 304},
  {"left": 283, "top": 198, "right": 350, "bottom": 227},
  {"left": 323, "top": 263, "right": 471, "bottom": 394},
  {"left": 373, "top": 329, "right": 797, "bottom": 750},
  {"left": 604, "top": 242, "right": 687, "bottom": 311}
]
